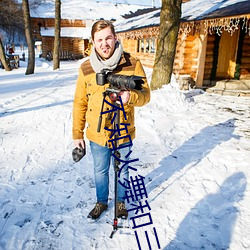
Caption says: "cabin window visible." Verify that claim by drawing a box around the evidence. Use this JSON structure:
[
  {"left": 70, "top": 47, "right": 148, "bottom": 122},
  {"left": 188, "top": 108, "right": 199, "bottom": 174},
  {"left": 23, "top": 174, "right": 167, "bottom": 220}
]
[
  {"left": 150, "top": 38, "right": 155, "bottom": 53},
  {"left": 137, "top": 38, "right": 156, "bottom": 54}
]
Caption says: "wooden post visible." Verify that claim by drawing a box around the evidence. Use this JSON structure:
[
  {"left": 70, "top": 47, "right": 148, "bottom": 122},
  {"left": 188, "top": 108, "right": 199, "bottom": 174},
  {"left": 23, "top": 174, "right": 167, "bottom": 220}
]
[{"left": 195, "top": 32, "right": 207, "bottom": 88}]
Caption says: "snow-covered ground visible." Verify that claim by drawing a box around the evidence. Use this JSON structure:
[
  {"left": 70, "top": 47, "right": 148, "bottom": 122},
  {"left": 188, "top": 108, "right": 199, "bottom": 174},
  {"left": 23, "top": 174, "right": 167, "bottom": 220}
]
[{"left": 0, "top": 49, "right": 249, "bottom": 250}]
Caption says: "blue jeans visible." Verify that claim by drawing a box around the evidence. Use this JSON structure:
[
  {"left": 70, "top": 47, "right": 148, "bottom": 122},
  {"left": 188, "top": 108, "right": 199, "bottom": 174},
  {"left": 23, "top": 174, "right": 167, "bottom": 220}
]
[{"left": 90, "top": 141, "right": 131, "bottom": 205}]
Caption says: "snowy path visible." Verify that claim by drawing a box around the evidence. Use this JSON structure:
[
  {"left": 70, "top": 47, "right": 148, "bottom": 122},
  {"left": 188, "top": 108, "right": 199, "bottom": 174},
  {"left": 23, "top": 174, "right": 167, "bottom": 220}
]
[{"left": 0, "top": 59, "right": 250, "bottom": 249}]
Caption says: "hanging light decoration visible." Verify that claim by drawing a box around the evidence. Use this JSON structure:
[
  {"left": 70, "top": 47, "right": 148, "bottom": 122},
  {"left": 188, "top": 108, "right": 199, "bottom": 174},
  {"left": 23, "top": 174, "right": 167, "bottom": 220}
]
[
  {"left": 179, "top": 15, "right": 250, "bottom": 37},
  {"left": 242, "top": 16, "right": 250, "bottom": 36},
  {"left": 117, "top": 26, "right": 159, "bottom": 40}
]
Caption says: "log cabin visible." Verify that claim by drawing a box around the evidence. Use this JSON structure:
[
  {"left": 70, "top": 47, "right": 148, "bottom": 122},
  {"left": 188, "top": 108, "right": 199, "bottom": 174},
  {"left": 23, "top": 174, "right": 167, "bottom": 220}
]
[
  {"left": 31, "top": 18, "right": 92, "bottom": 60},
  {"left": 30, "top": 1, "right": 152, "bottom": 61},
  {"left": 115, "top": 0, "right": 250, "bottom": 93}
]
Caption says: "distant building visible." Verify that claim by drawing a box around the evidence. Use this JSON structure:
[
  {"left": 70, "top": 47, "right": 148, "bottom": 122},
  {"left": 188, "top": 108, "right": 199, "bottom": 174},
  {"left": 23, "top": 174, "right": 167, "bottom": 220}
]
[{"left": 31, "top": 18, "right": 92, "bottom": 60}]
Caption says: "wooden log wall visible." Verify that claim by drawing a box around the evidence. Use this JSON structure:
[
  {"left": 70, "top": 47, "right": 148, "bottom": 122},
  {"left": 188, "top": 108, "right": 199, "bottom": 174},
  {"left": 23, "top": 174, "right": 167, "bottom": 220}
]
[
  {"left": 120, "top": 31, "right": 200, "bottom": 77},
  {"left": 72, "top": 38, "right": 87, "bottom": 56},
  {"left": 173, "top": 34, "right": 199, "bottom": 80},
  {"left": 41, "top": 37, "right": 53, "bottom": 58},
  {"left": 41, "top": 37, "right": 86, "bottom": 58},
  {"left": 32, "top": 18, "right": 86, "bottom": 29},
  {"left": 183, "top": 35, "right": 198, "bottom": 79},
  {"left": 61, "top": 38, "right": 74, "bottom": 52},
  {"left": 120, "top": 38, "right": 156, "bottom": 68},
  {"left": 134, "top": 53, "right": 156, "bottom": 68},
  {"left": 173, "top": 34, "right": 185, "bottom": 75},
  {"left": 120, "top": 39, "right": 137, "bottom": 54}
]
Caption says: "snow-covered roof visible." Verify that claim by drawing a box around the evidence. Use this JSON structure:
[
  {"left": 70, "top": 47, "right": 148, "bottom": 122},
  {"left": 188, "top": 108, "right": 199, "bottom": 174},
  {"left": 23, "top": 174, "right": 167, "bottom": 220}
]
[
  {"left": 114, "top": 8, "right": 160, "bottom": 32},
  {"left": 114, "top": 0, "right": 250, "bottom": 33},
  {"left": 182, "top": 0, "right": 250, "bottom": 21},
  {"left": 40, "top": 27, "right": 91, "bottom": 39},
  {"left": 30, "top": 0, "right": 152, "bottom": 20}
]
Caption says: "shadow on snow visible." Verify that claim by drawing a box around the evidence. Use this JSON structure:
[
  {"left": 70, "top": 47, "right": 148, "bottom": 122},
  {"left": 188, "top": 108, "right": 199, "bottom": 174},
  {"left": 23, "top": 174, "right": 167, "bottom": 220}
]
[
  {"left": 0, "top": 100, "right": 73, "bottom": 117},
  {"left": 164, "top": 172, "right": 247, "bottom": 249},
  {"left": 145, "top": 118, "right": 240, "bottom": 200}
]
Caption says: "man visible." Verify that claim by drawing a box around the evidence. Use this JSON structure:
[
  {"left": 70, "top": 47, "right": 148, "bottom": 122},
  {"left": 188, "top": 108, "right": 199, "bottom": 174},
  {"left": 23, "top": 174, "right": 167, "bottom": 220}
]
[{"left": 72, "top": 20, "right": 150, "bottom": 220}]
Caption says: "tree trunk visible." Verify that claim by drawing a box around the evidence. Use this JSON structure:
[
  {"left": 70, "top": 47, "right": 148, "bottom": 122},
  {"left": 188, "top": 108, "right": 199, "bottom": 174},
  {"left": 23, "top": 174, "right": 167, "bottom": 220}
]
[
  {"left": 0, "top": 37, "right": 11, "bottom": 71},
  {"left": 151, "top": 0, "right": 182, "bottom": 90},
  {"left": 53, "top": 0, "right": 61, "bottom": 70},
  {"left": 22, "top": 0, "right": 35, "bottom": 75}
]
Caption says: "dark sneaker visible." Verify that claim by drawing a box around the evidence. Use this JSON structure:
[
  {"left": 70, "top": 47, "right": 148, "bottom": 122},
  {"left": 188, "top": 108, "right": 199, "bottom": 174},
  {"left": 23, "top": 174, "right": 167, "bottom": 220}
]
[
  {"left": 87, "top": 202, "right": 108, "bottom": 220},
  {"left": 117, "top": 202, "right": 128, "bottom": 219}
]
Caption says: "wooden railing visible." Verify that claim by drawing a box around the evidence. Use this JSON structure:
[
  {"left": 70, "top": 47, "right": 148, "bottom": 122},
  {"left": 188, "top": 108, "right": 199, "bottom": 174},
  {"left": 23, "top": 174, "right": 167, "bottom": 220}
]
[{"left": 46, "top": 51, "right": 83, "bottom": 61}]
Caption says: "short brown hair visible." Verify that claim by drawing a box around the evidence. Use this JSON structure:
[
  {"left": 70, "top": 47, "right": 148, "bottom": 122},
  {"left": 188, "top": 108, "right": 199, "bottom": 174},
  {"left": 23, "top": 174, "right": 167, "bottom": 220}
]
[{"left": 91, "top": 20, "right": 116, "bottom": 40}]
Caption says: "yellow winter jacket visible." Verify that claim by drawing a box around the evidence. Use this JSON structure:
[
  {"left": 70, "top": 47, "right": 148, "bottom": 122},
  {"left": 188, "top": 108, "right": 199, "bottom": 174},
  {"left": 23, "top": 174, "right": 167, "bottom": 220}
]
[{"left": 72, "top": 52, "right": 150, "bottom": 147}]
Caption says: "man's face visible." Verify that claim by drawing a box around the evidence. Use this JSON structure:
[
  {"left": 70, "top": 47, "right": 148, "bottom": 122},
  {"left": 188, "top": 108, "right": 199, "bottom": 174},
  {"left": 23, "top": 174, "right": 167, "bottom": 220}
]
[{"left": 93, "top": 27, "right": 117, "bottom": 60}]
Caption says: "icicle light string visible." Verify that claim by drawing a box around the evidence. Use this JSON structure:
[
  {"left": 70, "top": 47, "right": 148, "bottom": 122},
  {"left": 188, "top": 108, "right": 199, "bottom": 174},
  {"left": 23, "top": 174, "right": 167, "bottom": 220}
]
[
  {"left": 117, "top": 16, "right": 250, "bottom": 40},
  {"left": 242, "top": 17, "right": 250, "bottom": 36},
  {"left": 179, "top": 16, "right": 250, "bottom": 37}
]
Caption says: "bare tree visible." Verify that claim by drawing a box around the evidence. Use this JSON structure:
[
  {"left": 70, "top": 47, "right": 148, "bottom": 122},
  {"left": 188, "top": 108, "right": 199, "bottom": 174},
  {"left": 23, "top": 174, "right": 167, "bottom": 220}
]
[
  {"left": 29, "top": 0, "right": 47, "bottom": 8},
  {"left": 53, "top": 0, "right": 61, "bottom": 70},
  {"left": 0, "top": 0, "right": 24, "bottom": 37},
  {"left": 151, "top": 0, "right": 182, "bottom": 90},
  {"left": 0, "top": 37, "right": 11, "bottom": 71},
  {"left": 22, "top": 0, "right": 35, "bottom": 75}
]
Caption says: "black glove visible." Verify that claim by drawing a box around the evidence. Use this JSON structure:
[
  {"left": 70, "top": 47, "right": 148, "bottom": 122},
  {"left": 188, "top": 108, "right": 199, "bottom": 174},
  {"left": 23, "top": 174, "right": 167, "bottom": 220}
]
[{"left": 72, "top": 146, "right": 86, "bottom": 162}]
